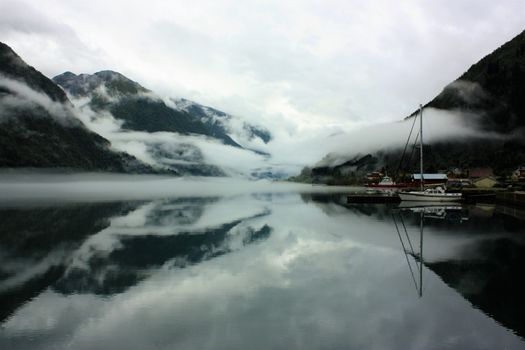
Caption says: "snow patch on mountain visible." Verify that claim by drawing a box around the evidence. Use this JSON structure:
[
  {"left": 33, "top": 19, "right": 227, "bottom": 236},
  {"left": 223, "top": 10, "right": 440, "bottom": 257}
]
[{"left": 169, "top": 97, "right": 272, "bottom": 154}]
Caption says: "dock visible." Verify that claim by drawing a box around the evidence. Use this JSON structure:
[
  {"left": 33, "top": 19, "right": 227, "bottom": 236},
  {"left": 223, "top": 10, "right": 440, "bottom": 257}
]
[
  {"left": 462, "top": 191, "right": 496, "bottom": 203},
  {"left": 496, "top": 191, "right": 525, "bottom": 207}
]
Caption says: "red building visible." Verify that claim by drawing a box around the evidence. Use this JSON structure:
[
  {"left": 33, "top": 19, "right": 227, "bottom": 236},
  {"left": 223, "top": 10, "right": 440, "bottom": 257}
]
[{"left": 468, "top": 167, "right": 494, "bottom": 179}]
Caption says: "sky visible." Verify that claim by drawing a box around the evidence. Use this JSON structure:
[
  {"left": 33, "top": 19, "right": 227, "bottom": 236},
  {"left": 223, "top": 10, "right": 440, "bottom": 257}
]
[
  {"left": 1, "top": 1, "right": 524, "bottom": 128},
  {"left": 0, "top": 0, "right": 524, "bottom": 172}
]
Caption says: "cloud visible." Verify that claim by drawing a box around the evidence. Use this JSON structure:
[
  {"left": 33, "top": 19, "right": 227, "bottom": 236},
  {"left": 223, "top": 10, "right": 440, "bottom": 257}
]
[
  {"left": 313, "top": 107, "right": 507, "bottom": 167},
  {"left": 1, "top": 194, "right": 523, "bottom": 350},
  {"left": 0, "top": 0, "right": 110, "bottom": 75},
  {"left": 68, "top": 95, "right": 271, "bottom": 177},
  {"left": 2, "top": 0, "right": 524, "bottom": 131},
  {"left": 442, "top": 80, "right": 489, "bottom": 105},
  {"left": 1, "top": 0, "right": 524, "bottom": 175},
  {"left": 67, "top": 85, "right": 513, "bottom": 175},
  {"left": 0, "top": 75, "right": 80, "bottom": 126}
]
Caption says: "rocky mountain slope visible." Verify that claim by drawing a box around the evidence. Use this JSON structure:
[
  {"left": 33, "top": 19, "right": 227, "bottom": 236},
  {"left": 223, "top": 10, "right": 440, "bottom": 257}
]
[
  {"left": 0, "top": 42, "right": 153, "bottom": 172},
  {"left": 52, "top": 70, "right": 272, "bottom": 176},
  {"left": 53, "top": 71, "right": 271, "bottom": 149},
  {"left": 419, "top": 29, "right": 525, "bottom": 133},
  {"left": 171, "top": 98, "right": 271, "bottom": 151}
]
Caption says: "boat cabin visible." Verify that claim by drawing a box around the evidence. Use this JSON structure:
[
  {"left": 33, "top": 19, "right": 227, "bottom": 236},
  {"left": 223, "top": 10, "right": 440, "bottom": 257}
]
[{"left": 411, "top": 173, "right": 448, "bottom": 186}]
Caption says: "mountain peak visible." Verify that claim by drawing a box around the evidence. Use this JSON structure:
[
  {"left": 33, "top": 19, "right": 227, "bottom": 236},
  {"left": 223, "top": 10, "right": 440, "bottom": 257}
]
[
  {"left": 53, "top": 70, "right": 149, "bottom": 98},
  {"left": 0, "top": 42, "right": 24, "bottom": 67},
  {"left": 0, "top": 41, "right": 68, "bottom": 103},
  {"left": 0, "top": 43, "right": 155, "bottom": 172}
]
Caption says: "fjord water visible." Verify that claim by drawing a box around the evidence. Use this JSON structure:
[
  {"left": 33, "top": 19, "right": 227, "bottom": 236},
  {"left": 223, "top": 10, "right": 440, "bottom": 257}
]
[{"left": 1, "top": 178, "right": 525, "bottom": 350}]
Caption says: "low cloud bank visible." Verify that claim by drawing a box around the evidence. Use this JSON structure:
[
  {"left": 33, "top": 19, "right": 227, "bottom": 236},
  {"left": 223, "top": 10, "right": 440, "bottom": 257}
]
[
  {"left": 0, "top": 75, "right": 513, "bottom": 177},
  {"left": 0, "top": 173, "right": 355, "bottom": 203},
  {"left": 0, "top": 75, "right": 80, "bottom": 126},
  {"left": 313, "top": 107, "right": 506, "bottom": 168},
  {"left": 71, "top": 98, "right": 271, "bottom": 177}
]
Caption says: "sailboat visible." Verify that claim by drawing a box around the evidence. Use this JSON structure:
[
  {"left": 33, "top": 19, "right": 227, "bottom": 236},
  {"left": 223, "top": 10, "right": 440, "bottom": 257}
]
[{"left": 398, "top": 105, "right": 462, "bottom": 202}]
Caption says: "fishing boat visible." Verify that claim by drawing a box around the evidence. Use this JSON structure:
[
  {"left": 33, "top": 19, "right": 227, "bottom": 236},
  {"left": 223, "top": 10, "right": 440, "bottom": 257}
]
[{"left": 399, "top": 105, "right": 462, "bottom": 202}]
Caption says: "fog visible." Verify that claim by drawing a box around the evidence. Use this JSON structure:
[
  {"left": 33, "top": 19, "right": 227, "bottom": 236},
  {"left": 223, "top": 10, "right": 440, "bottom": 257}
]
[
  {"left": 311, "top": 107, "right": 503, "bottom": 167},
  {"left": 0, "top": 172, "right": 357, "bottom": 203},
  {"left": 0, "top": 74, "right": 512, "bottom": 176},
  {"left": 69, "top": 77, "right": 504, "bottom": 175},
  {"left": 0, "top": 75, "right": 79, "bottom": 126}
]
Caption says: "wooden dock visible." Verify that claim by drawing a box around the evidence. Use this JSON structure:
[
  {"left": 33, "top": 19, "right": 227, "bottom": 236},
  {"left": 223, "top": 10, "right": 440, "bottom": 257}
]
[
  {"left": 462, "top": 191, "right": 496, "bottom": 203},
  {"left": 496, "top": 191, "right": 525, "bottom": 207}
]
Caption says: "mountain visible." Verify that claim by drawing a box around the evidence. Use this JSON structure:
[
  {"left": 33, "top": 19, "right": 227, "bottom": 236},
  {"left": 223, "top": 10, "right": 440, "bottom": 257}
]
[
  {"left": 171, "top": 98, "right": 272, "bottom": 149},
  {"left": 0, "top": 42, "right": 154, "bottom": 172},
  {"left": 53, "top": 71, "right": 220, "bottom": 140},
  {"left": 306, "top": 29, "right": 525, "bottom": 183},
  {"left": 53, "top": 71, "right": 270, "bottom": 148},
  {"left": 418, "top": 29, "right": 525, "bottom": 133},
  {"left": 53, "top": 70, "right": 272, "bottom": 176}
]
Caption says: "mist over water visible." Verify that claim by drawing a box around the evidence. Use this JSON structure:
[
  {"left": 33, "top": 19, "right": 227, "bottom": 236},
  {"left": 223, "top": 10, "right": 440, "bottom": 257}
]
[
  {"left": 1, "top": 178, "right": 525, "bottom": 350},
  {"left": 0, "top": 172, "right": 357, "bottom": 202}
]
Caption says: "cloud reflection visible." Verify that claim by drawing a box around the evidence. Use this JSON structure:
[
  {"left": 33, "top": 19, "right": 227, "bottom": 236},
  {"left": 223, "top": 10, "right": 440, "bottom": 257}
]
[{"left": 1, "top": 193, "right": 524, "bottom": 350}]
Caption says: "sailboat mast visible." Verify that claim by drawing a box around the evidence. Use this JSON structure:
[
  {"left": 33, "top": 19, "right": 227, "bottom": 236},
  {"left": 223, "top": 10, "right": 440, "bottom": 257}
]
[
  {"left": 419, "top": 105, "right": 424, "bottom": 191},
  {"left": 419, "top": 211, "right": 424, "bottom": 298}
]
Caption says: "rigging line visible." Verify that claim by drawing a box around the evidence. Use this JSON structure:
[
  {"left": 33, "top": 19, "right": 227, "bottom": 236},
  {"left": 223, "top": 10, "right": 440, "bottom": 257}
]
[
  {"left": 395, "top": 114, "right": 419, "bottom": 181},
  {"left": 399, "top": 214, "right": 418, "bottom": 272},
  {"left": 392, "top": 213, "right": 419, "bottom": 292},
  {"left": 404, "top": 130, "right": 420, "bottom": 174}
]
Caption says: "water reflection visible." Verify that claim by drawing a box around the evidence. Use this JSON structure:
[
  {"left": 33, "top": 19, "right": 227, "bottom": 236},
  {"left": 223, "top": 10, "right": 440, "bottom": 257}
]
[
  {"left": 1, "top": 192, "right": 525, "bottom": 350},
  {"left": 0, "top": 202, "right": 137, "bottom": 322},
  {"left": 54, "top": 198, "right": 272, "bottom": 295},
  {"left": 311, "top": 194, "right": 525, "bottom": 340}
]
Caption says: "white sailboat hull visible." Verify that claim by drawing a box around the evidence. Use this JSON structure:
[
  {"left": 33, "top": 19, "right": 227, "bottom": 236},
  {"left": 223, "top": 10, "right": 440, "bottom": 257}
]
[{"left": 399, "top": 192, "right": 462, "bottom": 202}]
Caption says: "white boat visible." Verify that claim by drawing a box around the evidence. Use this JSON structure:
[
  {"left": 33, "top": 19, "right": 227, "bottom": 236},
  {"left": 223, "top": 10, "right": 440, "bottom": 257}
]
[
  {"left": 399, "top": 187, "right": 462, "bottom": 202},
  {"left": 400, "top": 106, "right": 462, "bottom": 202}
]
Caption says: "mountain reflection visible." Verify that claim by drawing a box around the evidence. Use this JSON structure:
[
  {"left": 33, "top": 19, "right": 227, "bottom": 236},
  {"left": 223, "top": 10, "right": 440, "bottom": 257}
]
[
  {"left": 306, "top": 193, "right": 525, "bottom": 339},
  {"left": 0, "top": 202, "right": 138, "bottom": 322},
  {"left": 2, "top": 192, "right": 525, "bottom": 350},
  {"left": 0, "top": 198, "right": 272, "bottom": 317}
]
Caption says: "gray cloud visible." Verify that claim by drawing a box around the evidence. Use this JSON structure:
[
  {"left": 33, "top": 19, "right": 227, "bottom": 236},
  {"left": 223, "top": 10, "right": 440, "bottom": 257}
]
[
  {"left": 0, "top": 0, "right": 524, "bottom": 172},
  {"left": 0, "top": 0, "right": 110, "bottom": 75},
  {"left": 0, "top": 75, "right": 81, "bottom": 126},
  {"left": 2, "top": 0, "right": 523, "bottom": 125}
]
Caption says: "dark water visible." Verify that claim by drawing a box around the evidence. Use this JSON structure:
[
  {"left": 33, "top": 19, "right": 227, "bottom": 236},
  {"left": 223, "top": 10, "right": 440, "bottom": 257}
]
[{"left": 1, "top": 192, "right": 525, "bottom": 349}]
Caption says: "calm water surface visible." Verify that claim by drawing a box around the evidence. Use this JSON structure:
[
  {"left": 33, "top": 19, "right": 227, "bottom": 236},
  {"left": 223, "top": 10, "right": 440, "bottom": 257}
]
[{"left": 1, "top": 186, "right": 525, "bottom": 350}]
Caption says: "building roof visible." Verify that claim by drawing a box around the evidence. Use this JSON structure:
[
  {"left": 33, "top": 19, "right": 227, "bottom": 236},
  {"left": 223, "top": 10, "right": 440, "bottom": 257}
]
[
  {"left": 412, "top": 174, "right": 448, "bottom": 180},
  {"left": 469, "top": 167, "right": 494, "bottom": 178}
]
